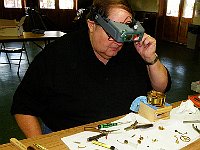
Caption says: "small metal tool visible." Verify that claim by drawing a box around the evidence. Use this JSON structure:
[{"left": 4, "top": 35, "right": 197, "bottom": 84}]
[
  {"left": 134, "top": 123, "right": 153, "bottom": 129},
  {"left": 87, "top": 133, "right": 107, "bottom": 141},
  {"left": 124, "top": 120, "right": 153, "bottom": 131},
  {"left": 84, "top": 126, "right": 100, "bottom": 132},
  {"left": 192, "top": 124, "right": 200, "bottom": 134},
  {"left": 183, "top": 120, "right": 200, "bottom": 123},
  {"left": 124, "top": 121, "right": 138, "bottom": 131},
  {"left": 180, "top": 135, "right": 191, "bottom": 142},
  {"left": 84, "top": 126, "right": 119, "bottom": 134},
  {"left": 33, "top": 143, "right": 48, "bottom": 150},
  {"left": 85, "top": 126, "right": 119, "bottom": 142}
]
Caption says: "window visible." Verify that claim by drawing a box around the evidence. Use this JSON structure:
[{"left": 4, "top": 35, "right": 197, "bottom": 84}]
[
  {"left": 40, "top": 0, "right": 55, "bottom": 9},
  {"left": 166, "top": 0, "right": 195, "bottom": 18},
  {"left": 182, "top": 0, "right": 195, "bottom": 18},
  {"left": 3, "top": 0, "right": 76, "bottom": 10},
  {"left": 166, "top": 0, "right": 181, "bottom": 17},
  {"left": 59, "top": 0, "right": 74, "bottom": 9},
  {"left": 4, "top": 0, "right": 22, "bottom": 8}
]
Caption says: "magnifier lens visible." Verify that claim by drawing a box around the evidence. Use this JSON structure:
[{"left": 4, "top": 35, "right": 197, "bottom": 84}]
[
  {"left": 124, "top": 34, "right": 133, "bottom": 41},
  {"left": 132, "top": 34, "right": 140, "bottom": 42}
]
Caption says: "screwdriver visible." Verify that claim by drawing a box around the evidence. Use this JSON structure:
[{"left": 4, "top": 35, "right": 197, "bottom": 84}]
[
  {"left": 98, "top": 121, "right": 131, "bottom": 129},
  {"left": 91, "top": 140, "right": 118, "bottom": 150}
]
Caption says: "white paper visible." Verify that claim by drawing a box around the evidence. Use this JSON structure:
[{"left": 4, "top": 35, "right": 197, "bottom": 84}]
[{"left": 61, "top": 111, "right": 200, "bottom": 150}]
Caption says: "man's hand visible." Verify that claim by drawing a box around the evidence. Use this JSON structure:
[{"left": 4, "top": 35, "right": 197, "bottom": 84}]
[{"left": 134, "top": 33, "right": 157, "bottom": 63}]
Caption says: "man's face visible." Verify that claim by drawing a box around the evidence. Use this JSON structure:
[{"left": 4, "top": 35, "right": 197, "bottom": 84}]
[{"left": 88, "top": 7, "right": 132, "bottom": 63}]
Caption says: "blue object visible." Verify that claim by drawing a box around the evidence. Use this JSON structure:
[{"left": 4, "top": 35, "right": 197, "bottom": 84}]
[
  {"left": 41, "top": 122, "right": 52, "bottom": 134},
  {"left": 130, "top": 96, "right": 147, "bottom": 112}
]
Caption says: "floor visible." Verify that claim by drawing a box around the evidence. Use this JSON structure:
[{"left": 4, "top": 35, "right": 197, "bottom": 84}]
[{"left": 0, "top": 40, "right": 199, "bottom": 144}]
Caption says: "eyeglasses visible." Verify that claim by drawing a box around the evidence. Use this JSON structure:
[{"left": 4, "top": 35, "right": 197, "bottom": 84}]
[{"left": 105, "top": 31, "right": 114, "bottom": 41}]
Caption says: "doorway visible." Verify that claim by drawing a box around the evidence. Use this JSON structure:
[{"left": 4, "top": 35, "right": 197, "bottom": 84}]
[{"left": 162, "top": 0, "right": 195, "bottom": 44}]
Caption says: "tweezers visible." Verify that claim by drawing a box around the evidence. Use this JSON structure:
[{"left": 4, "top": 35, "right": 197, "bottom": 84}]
[{"left": 124, "top": 120, "right": 153, "bottom": 131}]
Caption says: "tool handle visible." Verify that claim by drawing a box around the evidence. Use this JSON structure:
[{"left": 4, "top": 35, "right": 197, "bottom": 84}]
[
  {"left": 98, "top": 123, "right": 118, "bottom": 129},
  {"left": 92, "top": 140, "right": 114, "bottom": 149},
  {"left": 10, "top": 138, "right": 27, "bottom": 150},
  {"left": 87, "top": 133, "right": 107, "bottom": 141},
  {"left": 135, "top": 124, "right": 153, "bottom": 129}
]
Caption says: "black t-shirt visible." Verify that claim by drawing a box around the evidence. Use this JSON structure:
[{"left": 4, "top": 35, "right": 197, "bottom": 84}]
[{"left": 11, "top": 28, "right": 170, "bottom": 131}]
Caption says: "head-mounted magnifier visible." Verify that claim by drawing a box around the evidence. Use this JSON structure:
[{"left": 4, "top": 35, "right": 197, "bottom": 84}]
[{"left": 94, "top": 13, "right": 145, "bottom": 43}]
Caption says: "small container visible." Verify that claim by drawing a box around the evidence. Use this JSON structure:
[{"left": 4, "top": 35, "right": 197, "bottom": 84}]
[{"left": 147, "top": 90, "right": 166, "bottom": 107}]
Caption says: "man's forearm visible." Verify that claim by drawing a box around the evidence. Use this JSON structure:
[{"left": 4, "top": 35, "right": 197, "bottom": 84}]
[
  {"left": 15, "top": 114, "right": 42, "bottom": 138},
  {"left": 147, "top": 60, "right": 168, "bottom": 92}
]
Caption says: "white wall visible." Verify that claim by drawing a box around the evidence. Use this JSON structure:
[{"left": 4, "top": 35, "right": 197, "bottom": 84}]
[{"left": 129, "top": 0, "right": 158, "bottom": 12}]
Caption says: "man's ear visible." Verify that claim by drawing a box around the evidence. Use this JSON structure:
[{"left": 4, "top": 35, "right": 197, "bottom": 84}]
[{"left": 87, "top": 19, "right": 96, "bottom": 32}]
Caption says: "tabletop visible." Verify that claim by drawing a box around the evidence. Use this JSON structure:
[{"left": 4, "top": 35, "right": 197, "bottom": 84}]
[
  {"left": 0, "top": 31, "right": 66, "bottom": 42},
  {"left": 0, "top": 101, "right": 199, "bottom": 150}
]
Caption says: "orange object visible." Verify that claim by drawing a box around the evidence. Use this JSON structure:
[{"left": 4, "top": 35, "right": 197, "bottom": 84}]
[{"left": 188, "top": 94, "right": 200, "bottom": 108}]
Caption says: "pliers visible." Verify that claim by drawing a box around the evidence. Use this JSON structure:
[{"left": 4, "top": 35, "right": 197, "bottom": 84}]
[
  {"left": 192, "top": 124, "right": 200, "bottom": 134},
  {"left": 84, "top": 126, "right": 119, "bottom": 141}
]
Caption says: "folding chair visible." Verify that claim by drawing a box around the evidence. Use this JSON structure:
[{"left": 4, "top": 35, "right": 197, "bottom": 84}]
[{"left": 0, "top": 42, "right": 30, "bottom": 77}]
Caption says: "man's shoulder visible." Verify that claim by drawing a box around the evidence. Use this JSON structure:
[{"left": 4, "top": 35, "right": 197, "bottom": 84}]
[
  {"left": 46, "top": 28, "right": 88, "bottom": 52},
  {"left": 36, "top": 29, "right": 89, "bottom": 68}
]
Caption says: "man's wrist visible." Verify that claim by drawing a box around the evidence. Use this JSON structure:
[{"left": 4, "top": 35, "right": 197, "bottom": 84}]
[{"left": 145, "top": 53, "right": 159, "bottom": 65}]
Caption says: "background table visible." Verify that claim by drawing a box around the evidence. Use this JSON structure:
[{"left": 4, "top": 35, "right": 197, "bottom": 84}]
[
  {"left": 0, "top": 31, "right": 66, "bottom": 42},
  {"left": 0, "top": 31, "right": 66, "bottom": 50}
]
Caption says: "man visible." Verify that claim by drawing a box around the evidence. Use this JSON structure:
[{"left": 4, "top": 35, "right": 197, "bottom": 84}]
[{"left": 11, "top": 0, "right": 171, "bottom": 138}]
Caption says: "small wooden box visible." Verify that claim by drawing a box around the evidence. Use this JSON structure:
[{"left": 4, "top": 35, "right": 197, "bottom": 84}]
[{"left": 138, "top": 102, "right": 172, "bottom": 122}]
